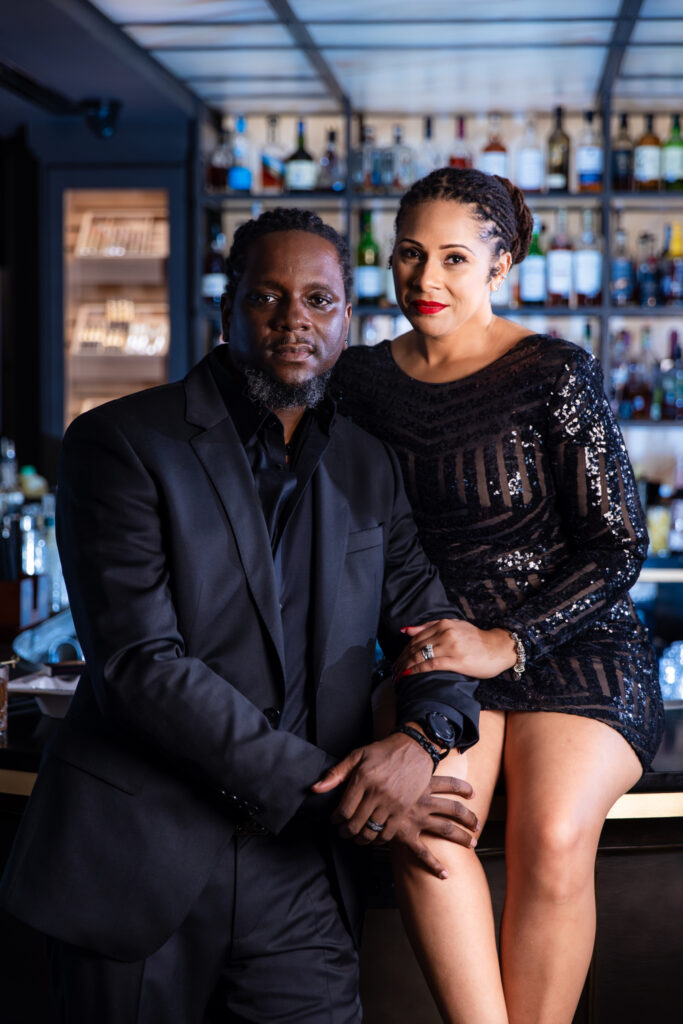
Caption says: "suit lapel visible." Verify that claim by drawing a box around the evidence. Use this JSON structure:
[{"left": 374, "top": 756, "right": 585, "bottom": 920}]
[
  {"left": 185, "top": 358, "right": 286, "bottom": 677},
  {"left": 311, "top": 440, "right": 349, "bottom": 687}
]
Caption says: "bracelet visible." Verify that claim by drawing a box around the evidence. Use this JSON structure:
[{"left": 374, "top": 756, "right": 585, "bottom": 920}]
[
  {"left": 508, "top": 631, "right": 526, "bottom": 680},
  {"left": 394, "top": 725, "right": 443, "bottom": 772}
]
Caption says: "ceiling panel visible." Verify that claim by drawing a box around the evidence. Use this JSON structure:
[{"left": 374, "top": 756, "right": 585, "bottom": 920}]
[
  {"left": 291, "top": 0, "right": 621, "bottom": 20},
  {"left": 612, "top": 81, "right": 683, "bottom": 108},
  {"left": 324, "top": 48, "right": 606, "bottom": 114},
  {"left": 309, "top": 22, "right": 613, "bottom": 48},
  {"left": 193, "top": 78, "right": 326, "bottom": 98},
  {"left": 152, "top": 48, "right": 315, "bottom": 79},
  {"left": 94, "top": 0, "right": 276, "bottom": 23},
  {"left": 209, "top": 96, "right": 341, "bottom": 114},
  {"left": 125, "top": 24, "right": 293, "bottom": 47},
  {"left": 639, "top": 0, "right": 683, "bottom": 15},
  {"left": 631, "top": 19, "right": 683, "bottom": 43},
  {"left": 621, "top": 46, "right": 683, "bottom": 77}
]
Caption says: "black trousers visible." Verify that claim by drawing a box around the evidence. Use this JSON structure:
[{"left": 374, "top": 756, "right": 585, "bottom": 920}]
[{"left": 47, "top": 825, "right": 361, "bottom": 1024}]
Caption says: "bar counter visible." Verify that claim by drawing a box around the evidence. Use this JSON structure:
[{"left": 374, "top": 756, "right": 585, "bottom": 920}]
[{"left": 1, "top": 698, "right": 682, "bottom": 1023}]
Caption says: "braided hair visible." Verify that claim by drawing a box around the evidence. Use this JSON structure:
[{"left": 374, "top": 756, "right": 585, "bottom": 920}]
[
  {"left": 224, "top": 207, "right": 353, "bottom": 301},
  {"left": 394, "top": 168, "right": 534, "bottom": 270}
]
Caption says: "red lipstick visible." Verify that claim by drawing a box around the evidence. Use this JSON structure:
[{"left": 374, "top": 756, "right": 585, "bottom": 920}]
[{"left": 412, "top": 301, "right": 447, "bottom": 315}]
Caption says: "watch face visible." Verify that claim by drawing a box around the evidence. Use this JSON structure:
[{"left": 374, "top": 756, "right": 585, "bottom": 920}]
[{"left": 426, "top": 711, "right": 456, "bottom": 746}]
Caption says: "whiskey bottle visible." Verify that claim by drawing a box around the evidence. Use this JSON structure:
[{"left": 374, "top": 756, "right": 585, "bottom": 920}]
[
  {"left": 547, "top": 106, "right": 570, "bottom": 193},
  {"left": 479, "top": 114, "right": 508, "bottom": 178},
  {"left": 450, "top": 116, "right": 472, "bottom": 170},
  {"left": 285, "top": 120, "right": 318, "bottom": 192},
  {"left": 611, "top": 113, "right": 633, "bottom": 191},
  {"left": 546, "top": 209, "right": 572, "bottom": 307},
  {"left": 634, "top": 115, "right": 661, "bottom": 191},
  {"left": 576, "top": 111, "right": 603, "bottom": 193},
  {"left": 574, "top": 209, "right": 602, "bottom": 306},
  {"left": 662, "top": 114, "right": 683, "bottom": 191}
]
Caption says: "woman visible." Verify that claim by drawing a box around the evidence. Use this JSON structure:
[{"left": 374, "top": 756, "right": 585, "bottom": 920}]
[{"left": 333, "top": 168, "right": 664, "bottom": 1024}]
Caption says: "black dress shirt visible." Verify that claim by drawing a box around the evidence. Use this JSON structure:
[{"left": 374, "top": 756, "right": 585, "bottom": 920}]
[{"left": 209, "top": 347, "right": 334, "bottom": 742}]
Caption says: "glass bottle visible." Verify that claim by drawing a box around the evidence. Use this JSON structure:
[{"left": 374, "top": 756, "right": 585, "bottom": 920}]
[
  {"left": 662, "top": 114, "right": 683, "bottom": 191},
  {"left": 519, "top": 215, "right": 546, "bottom": 306},
  {"left": 546, "top": 208, "right": 572, "bottom": 307},
  {"left": 668, "top": 455, "right": 683, "bottom": 553},
  {"left": 612, "top": 113, "right": 633, "bottom": 191},
  {"left": 479, "top": 113, "right": 508, "bottom": 178},
  {"left": 285, "top": 120, "right": 318, "bottom": 192},
  {"left": 201, "top": 220, "right": 228, "bottom": 307},
  {"left": 227, "top": 116, "right": 252, "bottom": 193},
  {"left": 574, "top": 209, "right": 602, "bottom": 306},
  {"left": 636, "top": 232, "right": 659, "bottom": 307},
  {"left": 634, "top": 114, "right": 661, "bottom": 191},
  {"left": 355, "top": 211, "right": 384, "bottom": 305},
  {"left": 576, "top": 111, "right": 603, "bottom": 193},
  {"left": 414, "top": 116, "right": 441, "bottom": 180},
  {"left": 391, "top": 125, "right": 415, "bottom": 189},
  {"left": 206, "top": 130, "right": 230, "bottom": 192},
  {"left": 318, "top": 128, "right": 345, "bottom": 192},
  {"left": 610, "top": 216, "right": 635, "bottom": 307},
  {"left": 660, "top": 221, "right": 683, "bottom": 306},
  {"left": 547, "top": 106, "right": 570, "bottom": 193},
  {"left": 261, "top": 115, "right": 286, "bottom": 194},
  {"left": 516, "top": 116, "right": 544, "bottom": 193},
  {"left": 661, "top": 330, "right": 681, "bottom": 421},
  {"left": 450, "top": 115, "right": 472, "bottom": 169}
]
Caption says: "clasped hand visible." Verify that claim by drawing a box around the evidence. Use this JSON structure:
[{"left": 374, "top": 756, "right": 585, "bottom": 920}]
[
  {"left": 393, "top": 618, "right": 517, "bottom": 681},
  {"left": 311, "top": 733, "right": 479, "bottom": 879}
]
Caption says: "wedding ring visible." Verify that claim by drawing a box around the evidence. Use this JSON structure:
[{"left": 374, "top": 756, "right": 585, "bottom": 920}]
[
  {"left": 421, "top": 644, "right": 435, "bottom": 661},
  {"left": 365, "top": 818, "right": 386, "bottom": 833}
]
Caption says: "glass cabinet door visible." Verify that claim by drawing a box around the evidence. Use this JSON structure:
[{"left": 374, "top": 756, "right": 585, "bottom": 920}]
[{"left": 63, "top": 188, "right": 170, "bottom": 428}]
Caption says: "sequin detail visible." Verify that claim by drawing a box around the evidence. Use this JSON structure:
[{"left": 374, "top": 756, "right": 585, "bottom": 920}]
[{"left": 333, "top": 335, "right": 664, "bottom": 769}]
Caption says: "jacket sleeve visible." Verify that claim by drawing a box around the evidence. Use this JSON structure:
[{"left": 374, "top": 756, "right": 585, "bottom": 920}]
[
  {"left": 502, "top": 350, "right": 648, "bottom": 662},
  {"left": 376, "top": 443, "right": 480, "bottom": 751},
  {"left": 56, "top": 409, "right": 334, "bottom": 835}
]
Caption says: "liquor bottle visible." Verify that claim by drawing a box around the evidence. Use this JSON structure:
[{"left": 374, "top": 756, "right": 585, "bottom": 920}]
[
  {"left": 668, "top": 456, "right": 683, "bottom": 552},
  {"left": 611, "top": 113, "right": 633, "bottom": 190},
  {"left": 227, "top": 116, "right": 252, "bottom": 192},
  {"left": 518, "top": 215, "right": 546, "bottom": 306},
  {"left": 547, "top": 106, "right": 570, "bottom": 193},
  {"left": 479, "top": 113, "right": 508, "bottom": 178},
  {"left": 355, "top": 211, "right": 384, "bottom": 305},
  {"left": 574, "top": 209, "right": 602, "bottom": 306},
  {"left": 610, "top": 217, "right": 635, "bottom": 306},
  {"left": 634, "top": 114, "right": 661, "bottom": 191},
  {"left": 516, "top": 116, "right": 544, "bottom": 193},
  {"left": 661, "top": 330, "right": 682, "bottom": 420},
  {"left": 636, "top": 232, "right": 659, "bottom": 307},
  {"left": 206, "top": 131, "right": 230, "bottom": 192},
  {"left": 414, "top": 116, "right": 442, "bottom": 180},
  {"left": 662, "top": 114, "right": 683, "bottom": 191},
  {"left": 576, "top": 110, "right": 603, "bottom": 193},
  {"left": 546, "top": 208, "right": 572, "bottom": 307},
  {"left": 260, "top": 115, "right": 286, "bottom": 193},
  {"left": 318, "top": 128, "right": 345, "bottom": 192},
  {"left": 610, "top": 329, "right": 631, "bottom": 417},
  {"left": 391, "top": 125, "right": 415, "bottom": 189},
  {"left": 581, "top": 321, "right": 594, "bottom": 355},
  {"left": 285, "top": 120, "right": 318, "bottom": 192},
  {"left": 660, "top": 221, "right": 683, "bottom": 306},
  {"left": 450, "top": 115, "right": 472, "bottom": 169},
  {"left": 201, "top": 220, "right": 228, "bottom": 307}
]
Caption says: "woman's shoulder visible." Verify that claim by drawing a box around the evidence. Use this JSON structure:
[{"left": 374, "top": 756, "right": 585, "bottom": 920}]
[
  {"left": 519, "top": 334, "right": 601, "bottom": 382},
  {"left": 335, "top": 340, "right": 391, "bottom": 373}
]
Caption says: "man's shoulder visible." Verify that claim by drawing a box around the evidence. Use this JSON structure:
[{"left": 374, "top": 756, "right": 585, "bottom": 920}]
[
  {"left": 330, "top": 409, "right": 398, "bottom": 478},
  {"left": 65, "top": 375, "right": 192, "bottom": 442}
]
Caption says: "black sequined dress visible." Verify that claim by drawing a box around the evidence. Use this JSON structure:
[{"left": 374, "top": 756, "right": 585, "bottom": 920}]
[{"left": 333, "top": 335, "right": 664, "bottom": 769}]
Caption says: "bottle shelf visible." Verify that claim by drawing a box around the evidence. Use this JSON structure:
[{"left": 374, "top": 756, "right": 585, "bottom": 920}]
[{"left": 619, "top": 420, "right": 683, "bottom": 429}]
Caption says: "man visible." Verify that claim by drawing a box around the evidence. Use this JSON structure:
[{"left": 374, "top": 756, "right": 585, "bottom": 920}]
[{"left": 1, "top": 208, "right": 480, "bottom": 1023}]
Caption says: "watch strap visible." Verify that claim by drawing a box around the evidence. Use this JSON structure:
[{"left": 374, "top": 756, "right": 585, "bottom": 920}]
[{"left": 394, "top": 724, "right": 445, "bottom": 772}]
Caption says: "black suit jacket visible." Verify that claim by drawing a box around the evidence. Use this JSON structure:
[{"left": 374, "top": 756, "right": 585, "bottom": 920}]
[{"left": 0, "top": 353, "right": 479, "bottom": 961}]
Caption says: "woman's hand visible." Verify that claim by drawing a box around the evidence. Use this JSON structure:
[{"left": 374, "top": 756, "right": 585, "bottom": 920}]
[{"left": 393, "top": 619, "right": 517, "bottom": 680}]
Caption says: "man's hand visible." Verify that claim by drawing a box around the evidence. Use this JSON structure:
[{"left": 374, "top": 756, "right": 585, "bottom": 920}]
[{"left": 311, "top": 734, "right": 478, "bottom": 878}]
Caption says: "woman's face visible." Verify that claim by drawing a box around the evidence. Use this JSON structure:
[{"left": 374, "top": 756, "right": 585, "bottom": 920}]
[{"left": 392, "top": 199, "right": 508, "bottom": 339}]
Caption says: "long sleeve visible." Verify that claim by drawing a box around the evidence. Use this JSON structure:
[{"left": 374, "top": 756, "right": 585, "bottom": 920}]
[{"left": 502, "top": 350, "right": 648, "bottom": 661}]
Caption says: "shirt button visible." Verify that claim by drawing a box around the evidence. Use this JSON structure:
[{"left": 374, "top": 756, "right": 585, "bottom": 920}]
[{"left": 264, "top": 707, "right": 281, "bottom": 729}]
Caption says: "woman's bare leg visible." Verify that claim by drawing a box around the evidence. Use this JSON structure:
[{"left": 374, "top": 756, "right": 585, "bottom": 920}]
[
  {"left": 392, "top": 710, "right": 509, "bottom": 1024},
  {"left": 501, "top": 712, "right": 642, "bottom": 1024}
]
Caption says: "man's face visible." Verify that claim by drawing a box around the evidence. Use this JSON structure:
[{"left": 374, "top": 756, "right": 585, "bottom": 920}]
[{"left": 222, "top": 230, "right": 351, "bottom": 388}]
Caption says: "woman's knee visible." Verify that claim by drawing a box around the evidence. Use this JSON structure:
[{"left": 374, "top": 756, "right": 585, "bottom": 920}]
[{"left": 508, "top": 812, "right": 598, "bottom": 904}]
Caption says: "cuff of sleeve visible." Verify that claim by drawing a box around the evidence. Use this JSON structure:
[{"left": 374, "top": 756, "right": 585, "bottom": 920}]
[{"left": 394, "top": 668, "right": 481, "bottom": 752}]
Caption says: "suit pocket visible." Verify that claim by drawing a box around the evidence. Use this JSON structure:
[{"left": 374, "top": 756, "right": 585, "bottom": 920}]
[
  {"left": 47, "top": 722, "right": 148, "bottom": 795},
  {"left": 346, "top": 525, "right": 383, "bottom": 554}
]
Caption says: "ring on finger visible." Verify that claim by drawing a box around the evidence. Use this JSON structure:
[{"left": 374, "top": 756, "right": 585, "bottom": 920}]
[
  {"left": 420, "top": 643, "right": 434, "bottom": 661},
  {"left": 365, "top": 818, "right": 386, "bottom": 834}
]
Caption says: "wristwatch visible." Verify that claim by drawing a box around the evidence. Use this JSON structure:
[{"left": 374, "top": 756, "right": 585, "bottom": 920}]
[{"left": 419, "top": 711, "right": 458, "bottom": 753}]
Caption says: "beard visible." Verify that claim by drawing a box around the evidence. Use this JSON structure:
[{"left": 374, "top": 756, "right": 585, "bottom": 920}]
[{"left": 242, "top": 365, "right": 332, "bottom": 410}]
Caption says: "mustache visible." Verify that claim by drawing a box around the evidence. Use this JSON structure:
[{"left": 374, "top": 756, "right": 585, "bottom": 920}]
[{"left": 269, "top": 333, "right": 316, "bottom": 349}]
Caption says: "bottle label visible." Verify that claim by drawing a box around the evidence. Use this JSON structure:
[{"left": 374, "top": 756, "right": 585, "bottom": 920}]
[
  {"left": 612, "top": 148, "right": 632, "bottom": 184},
  {"left": 355, "top": 265, "right": 384, "bottom": 300},
  {"left": 634, "top": 145, "right": 661, "bottom": 182},
  {"left": 285, "top": 160, "right": 318, "bottom": 190},
  {"left": 662, "top": 146, "right": 683, "bottom": 183},
  {"left": 261, "top": 155, "right": 285, "bottom": 190},
  {"left": 547, "top": 250, "right": 572, "bottom": 298},
  {"left": 574, "top": 250, "right": 602, "bottom": 298},
  {"left": 611, "top": 258, "right": 635, "bottom": 303},
  {"left": 577, "top": 145, "right": 603, "bottom": 185},
  {"left": 479, "top": 151, "right": 507, "bottom": 178},
  {"left": 516, "top": 148, "right": 544, "bottom": 191},
  {"left": 201, "top": 272, "right": 228, "bottom": 300},
  {"left": 519, "top": 254, "right": 546, "bottom": 303},
  {"left": 547, "top": 171, "right": 567, "bottom": 190},
  {"left": 228, "top": 166, "right": 252, "bottom": 191}
]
